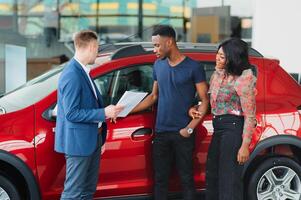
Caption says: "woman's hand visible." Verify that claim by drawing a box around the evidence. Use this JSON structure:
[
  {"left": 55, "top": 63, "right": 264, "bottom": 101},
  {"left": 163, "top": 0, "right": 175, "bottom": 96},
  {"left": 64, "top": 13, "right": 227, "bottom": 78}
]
[
  {"left": 188, "top": 107, "right": 202, "bottom": 119},
  {"left": 237, "top": 143, "right": 250, "bottom": 165}
]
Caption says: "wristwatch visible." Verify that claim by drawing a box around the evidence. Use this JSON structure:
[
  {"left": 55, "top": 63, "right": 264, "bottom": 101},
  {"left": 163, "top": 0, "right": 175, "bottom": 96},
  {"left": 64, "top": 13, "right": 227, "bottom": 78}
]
[{"left": 187, "top": 127, "right": 194, "bottom": 134}]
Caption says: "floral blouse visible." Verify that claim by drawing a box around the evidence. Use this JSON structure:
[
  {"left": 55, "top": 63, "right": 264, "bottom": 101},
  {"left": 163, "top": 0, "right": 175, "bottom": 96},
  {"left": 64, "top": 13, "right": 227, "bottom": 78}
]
[{"left": 209, "top": 68, "right": 257, "bottom": 144}]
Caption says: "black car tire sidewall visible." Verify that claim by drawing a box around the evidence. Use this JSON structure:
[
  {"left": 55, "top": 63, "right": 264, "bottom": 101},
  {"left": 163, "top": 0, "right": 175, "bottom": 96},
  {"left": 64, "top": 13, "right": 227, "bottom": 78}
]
[
  {"left": 247, "top": 156, "right": 301, "bottom": 200},
  {"left": 0, "top": 174, "right": 21, "bottom": 200}
]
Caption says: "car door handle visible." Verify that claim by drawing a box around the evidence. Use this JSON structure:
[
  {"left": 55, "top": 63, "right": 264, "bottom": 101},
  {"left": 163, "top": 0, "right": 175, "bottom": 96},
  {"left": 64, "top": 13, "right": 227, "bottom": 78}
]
[{"left": 132, "top": 128, "right": 152, "bottom": 136}]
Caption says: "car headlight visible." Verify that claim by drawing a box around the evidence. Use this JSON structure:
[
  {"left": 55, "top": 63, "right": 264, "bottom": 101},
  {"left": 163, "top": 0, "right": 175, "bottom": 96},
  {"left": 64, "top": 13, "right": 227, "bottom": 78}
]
[{"left": 0, "top": 106, "right": 6, "bottom": 115}]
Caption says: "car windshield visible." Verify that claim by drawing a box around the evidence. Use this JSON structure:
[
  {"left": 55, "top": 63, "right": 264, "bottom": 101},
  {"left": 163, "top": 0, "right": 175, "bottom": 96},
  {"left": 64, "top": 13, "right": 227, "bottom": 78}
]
[{"left": 0, "top": 65, "right": 64, "bottom": 113}]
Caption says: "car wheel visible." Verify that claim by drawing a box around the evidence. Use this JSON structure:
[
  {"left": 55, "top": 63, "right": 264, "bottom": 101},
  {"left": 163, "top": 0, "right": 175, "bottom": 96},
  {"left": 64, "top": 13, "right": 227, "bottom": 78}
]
[
  {"left": 247, "top": 156, "right": 301, "bottom": 200},
  {"left": 0, "top": 174, "right": 21, "bottom": 200}
]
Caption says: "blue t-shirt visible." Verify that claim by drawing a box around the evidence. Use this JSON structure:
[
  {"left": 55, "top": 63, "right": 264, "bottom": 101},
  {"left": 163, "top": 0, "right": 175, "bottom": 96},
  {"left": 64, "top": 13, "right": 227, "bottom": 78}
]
[{"left": 153, "top": 56, "right": 206, "bottom": 133}]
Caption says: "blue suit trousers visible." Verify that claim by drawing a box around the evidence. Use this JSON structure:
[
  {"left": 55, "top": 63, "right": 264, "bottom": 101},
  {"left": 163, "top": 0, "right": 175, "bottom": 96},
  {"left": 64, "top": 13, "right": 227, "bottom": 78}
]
[{"left": 60, "top": 136, "right": 102, "bottom": 200}]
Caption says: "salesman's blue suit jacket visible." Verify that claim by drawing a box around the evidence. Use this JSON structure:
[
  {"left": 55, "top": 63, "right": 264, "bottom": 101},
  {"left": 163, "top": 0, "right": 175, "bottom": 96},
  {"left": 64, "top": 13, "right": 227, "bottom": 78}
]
[{"left": 55, "top": 58, "right": 107, "bottom": 156}]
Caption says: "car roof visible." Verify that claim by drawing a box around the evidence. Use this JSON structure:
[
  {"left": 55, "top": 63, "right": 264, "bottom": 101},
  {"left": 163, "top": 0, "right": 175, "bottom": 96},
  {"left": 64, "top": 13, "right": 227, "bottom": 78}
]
[{"left": 98, "top": 42, "right": 263, "bottom": 61}]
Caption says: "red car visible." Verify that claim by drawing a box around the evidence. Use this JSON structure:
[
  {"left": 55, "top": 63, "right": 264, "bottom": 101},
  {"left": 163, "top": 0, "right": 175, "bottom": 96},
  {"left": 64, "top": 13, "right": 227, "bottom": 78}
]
[{"left": 0, "top": 43, "right": 301, "bottom": 200}]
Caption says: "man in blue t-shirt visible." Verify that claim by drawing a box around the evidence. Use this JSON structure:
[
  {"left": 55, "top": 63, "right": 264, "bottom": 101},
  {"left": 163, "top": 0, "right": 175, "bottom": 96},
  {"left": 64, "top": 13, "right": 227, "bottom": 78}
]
[{"left": 132, "top": 25, "right": 209, "bottom": 200}]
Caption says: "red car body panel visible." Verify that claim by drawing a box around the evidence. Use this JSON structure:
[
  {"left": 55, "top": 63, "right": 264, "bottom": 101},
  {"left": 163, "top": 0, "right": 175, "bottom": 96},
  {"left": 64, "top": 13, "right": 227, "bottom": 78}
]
[{"left": 0, "top": 106, "right": 36, "bottom": 171}]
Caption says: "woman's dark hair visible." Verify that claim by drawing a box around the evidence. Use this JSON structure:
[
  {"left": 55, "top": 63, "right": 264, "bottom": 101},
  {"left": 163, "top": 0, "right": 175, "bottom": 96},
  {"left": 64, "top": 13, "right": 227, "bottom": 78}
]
[
  {"left": 218, "top": 38, "right": 251, "bottom": 76},
  {"left": 152, "top": 25, "right": 176, "bottom": 40}
]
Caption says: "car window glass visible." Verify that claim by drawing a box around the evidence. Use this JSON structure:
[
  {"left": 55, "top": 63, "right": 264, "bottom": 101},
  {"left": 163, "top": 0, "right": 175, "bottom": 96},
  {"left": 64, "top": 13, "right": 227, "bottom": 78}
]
[
  {"left": 94, "top": 64, "right": 153, "bottom": 106},
  {"left": 200, "top": 62, "right": 216, "bottom": 83},
  {"left": 94, "top": 70, "right": 116, "bottom": 106}
]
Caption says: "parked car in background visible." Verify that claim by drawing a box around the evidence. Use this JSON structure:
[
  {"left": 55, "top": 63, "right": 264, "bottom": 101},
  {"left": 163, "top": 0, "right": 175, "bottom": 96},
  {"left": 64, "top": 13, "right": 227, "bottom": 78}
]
[{"left": 0, "top": 43, "right": 301, "bottom": 200}]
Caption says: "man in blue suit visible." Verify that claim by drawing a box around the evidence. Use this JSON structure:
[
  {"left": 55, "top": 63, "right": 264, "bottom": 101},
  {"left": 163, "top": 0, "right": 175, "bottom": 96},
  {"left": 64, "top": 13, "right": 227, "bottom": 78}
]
[{"left": 55, "top": 30, "right": 123, "bottom": 200}]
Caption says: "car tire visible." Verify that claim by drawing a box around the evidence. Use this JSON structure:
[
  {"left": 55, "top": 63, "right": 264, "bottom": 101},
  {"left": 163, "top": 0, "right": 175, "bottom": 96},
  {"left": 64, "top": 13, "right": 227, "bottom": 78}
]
[
  {"left": 0, "top": 174, "right": 21, "bottom": 200},
  {"left": 247, "top": 156, "right": 301, "bottom": 200}
]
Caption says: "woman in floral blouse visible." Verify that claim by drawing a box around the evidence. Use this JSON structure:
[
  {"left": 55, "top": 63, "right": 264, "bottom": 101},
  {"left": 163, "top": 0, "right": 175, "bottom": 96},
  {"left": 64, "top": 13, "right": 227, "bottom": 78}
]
[{"left": 191, "top": 38, "right": 257, "bottom": 200}]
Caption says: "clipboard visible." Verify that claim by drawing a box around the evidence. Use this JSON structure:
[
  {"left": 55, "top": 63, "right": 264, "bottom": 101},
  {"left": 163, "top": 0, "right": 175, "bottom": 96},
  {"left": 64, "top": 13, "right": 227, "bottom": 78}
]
[{"left": 116, "top": 91, "right": 148, "bottom": 117}]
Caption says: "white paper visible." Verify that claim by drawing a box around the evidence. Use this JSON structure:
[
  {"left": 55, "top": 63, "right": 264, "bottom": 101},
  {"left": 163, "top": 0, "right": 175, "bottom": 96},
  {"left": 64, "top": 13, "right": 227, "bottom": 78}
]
[{"left": 116, "top": 91, "right": 148, "bottom": 117}]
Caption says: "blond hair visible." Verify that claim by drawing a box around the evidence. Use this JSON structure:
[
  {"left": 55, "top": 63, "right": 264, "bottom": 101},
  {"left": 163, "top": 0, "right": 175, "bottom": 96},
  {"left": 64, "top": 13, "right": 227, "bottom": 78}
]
[{"left": 73, "top": 30, "right": 98, "bottom": 49}]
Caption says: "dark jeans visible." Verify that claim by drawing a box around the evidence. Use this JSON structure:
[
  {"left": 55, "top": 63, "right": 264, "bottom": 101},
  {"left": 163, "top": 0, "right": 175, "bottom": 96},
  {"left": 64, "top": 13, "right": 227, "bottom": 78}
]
[
  {"left": 205, "top": 115, "right": 244, "bottom": 200},
  {"left": 153, "top": 131, "right": 196, "bottom": 200}
]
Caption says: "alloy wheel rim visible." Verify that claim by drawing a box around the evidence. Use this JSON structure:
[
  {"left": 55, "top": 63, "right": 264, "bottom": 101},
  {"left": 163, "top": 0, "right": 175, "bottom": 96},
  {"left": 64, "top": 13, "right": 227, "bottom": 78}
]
[
  {"left": 0, "top": 187, "right": 10, "bottom": 200},
  {"left": 257, "top": 166, "right": 301, "bottom": 200}
]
